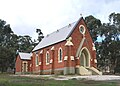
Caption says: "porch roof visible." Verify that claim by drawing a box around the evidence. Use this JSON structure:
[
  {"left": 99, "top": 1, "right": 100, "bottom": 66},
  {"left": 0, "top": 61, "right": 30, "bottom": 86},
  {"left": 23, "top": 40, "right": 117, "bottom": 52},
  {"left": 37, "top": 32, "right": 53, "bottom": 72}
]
[{"left": 19, "top": 52, "right": 31, "bottom": 60}]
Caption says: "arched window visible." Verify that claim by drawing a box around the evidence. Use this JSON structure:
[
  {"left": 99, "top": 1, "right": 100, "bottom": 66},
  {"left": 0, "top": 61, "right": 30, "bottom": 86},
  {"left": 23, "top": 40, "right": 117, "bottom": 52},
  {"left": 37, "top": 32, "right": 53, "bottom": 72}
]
[
  {"left": 58, "top": 48, "right": 62, "bottom": 62},
  {"left": 46, "top": 51, "right": 50, "bottom": 65},
  {"left": 36, "top": 54, "right": 39, "bottom": 66}
]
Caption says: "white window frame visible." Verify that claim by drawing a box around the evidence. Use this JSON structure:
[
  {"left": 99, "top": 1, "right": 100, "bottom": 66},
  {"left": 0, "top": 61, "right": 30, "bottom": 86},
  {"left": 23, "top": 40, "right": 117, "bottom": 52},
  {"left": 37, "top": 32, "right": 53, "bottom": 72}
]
[
  {"left": 46, "top": 51, "right": 50, "bottom": 65},
  {"left": 58, "top": 47, "right": 63, "bottom": 63},
  {"left": 79, "top": 25, "right": 86, "bottom": 35},
  {"left": 36, "top": 54, "right": 39, "bottom": 66}
]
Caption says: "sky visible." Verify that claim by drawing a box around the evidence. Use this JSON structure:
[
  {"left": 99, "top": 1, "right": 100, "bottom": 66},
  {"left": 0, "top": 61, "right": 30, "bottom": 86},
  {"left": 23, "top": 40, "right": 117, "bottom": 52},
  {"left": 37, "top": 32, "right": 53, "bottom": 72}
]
[{"left": 0, "top": 0, "right": 120, "bottom": 40}]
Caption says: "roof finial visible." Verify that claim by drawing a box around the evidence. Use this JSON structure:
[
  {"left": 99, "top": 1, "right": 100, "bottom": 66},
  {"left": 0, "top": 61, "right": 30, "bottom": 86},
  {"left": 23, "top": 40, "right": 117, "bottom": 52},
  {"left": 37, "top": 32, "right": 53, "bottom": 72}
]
[{"left": 80, "top": 13, "right": 82, "bottom": 17}]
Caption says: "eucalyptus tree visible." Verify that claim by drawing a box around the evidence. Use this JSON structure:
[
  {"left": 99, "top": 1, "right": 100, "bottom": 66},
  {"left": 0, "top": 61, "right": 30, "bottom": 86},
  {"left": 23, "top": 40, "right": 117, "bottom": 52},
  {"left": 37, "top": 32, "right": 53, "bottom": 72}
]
[
  {"left": 0, "top": 19, "right": 18, "bottom": 72},
  {"left": 94, "top": 12, "right": 120, "bottom": 72},
  {"left": 36, "top": 29, "right": 44, "bottom": 42},
  {"left": 85, "top": 13, "right": 120, "bottom": 73}
]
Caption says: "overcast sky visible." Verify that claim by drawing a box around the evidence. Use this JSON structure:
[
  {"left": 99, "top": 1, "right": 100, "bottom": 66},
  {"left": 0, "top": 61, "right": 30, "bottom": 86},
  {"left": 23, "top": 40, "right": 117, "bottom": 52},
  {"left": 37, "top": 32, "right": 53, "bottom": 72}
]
[{"left": 0, "top": 0, "right": 120, "bottom": 40}]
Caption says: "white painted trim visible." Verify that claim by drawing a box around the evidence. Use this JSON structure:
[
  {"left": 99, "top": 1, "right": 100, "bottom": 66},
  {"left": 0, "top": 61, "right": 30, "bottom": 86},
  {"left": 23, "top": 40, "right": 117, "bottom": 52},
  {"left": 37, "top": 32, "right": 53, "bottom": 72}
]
[
  {"left": 64, "top": 56, "right": 68, "bottom": 61},
  {"left": 75, "top": 37, "right": 85, "bottom": 57},
  {"left": 76, "top": 65, "right": 80, "bottom": 68},
  {"left": 46, "top": 63, "right": 49, "bottom": 65},
  {"left": 79, "top": 47, "right": 91, "bottom": 67},
  {"left": 30, "top": 64, "right": 32, "bottom": 67},
  {"left": 51, "top": 46, "right": 55, "bottom": 50},
  {"left": 22, "top": 61, "right": 27, "bottom": 64},
  {"left": 65, "top": 37, "right": 73, "bottom": 46},
  {"left": 35, "top": 54, "right": 39, "bottom": 67},
  {"left": 90, "top": 59, "right": 93, "bottom": 61},
  {"left": 79, "top": 25, "right": 86, "bottom": 35},
  {"left": 46, "top": 51, "right": 50, "bottom": 65},
  {"left": 22, "top": 61, "right": 28, "bottom": 72},
  {"left": 50, "top": 59, "right": 53, "bottom": 64},
  {"left": 40, "top": 50, "right": 43, "bottom": 54},
  {"left": 94, "top": 59, "right": 97, "bottom": 63},
  {"left": 92, "top": 43, "right": 96, "bottom": 50},
  {"left": 70, "top": 56, "right": 74, "bottom": 60},
  {"left": 92, "top": 47, "right": 96, "bottom": 50},
  {"left": 76, "top": 57, "right": 79, "bottom": 59},
  {"left": 36, "top": 65, "right": 39, "bottom": 67},
  {"left": 39, "top": 62, "right": 41, "bottom": 65}
]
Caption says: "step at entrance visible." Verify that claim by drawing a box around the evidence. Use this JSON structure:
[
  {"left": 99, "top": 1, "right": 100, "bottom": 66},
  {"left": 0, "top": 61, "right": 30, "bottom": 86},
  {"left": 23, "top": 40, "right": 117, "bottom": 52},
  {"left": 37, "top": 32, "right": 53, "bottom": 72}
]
[
  {"left": 87, "top": 67, "right": 102, "bottom": 75},
  {"left": 79, "top": 66, "right": 92, "bottom": 75}
]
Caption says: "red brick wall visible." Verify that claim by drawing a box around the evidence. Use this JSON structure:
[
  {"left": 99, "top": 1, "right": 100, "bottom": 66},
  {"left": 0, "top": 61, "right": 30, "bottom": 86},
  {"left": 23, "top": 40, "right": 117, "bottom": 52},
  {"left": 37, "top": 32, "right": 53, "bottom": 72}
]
[
  {"left": 15, "top": 55, "right": 22, "bottom": 72},
  {"left": 32, "top": 41, "right": 66, "bottom": 72},
  {"left": 31, "top": 52, "right": 39, "bottom": 72},
  {"left": 70, "top": 19, "right": 96, "bottom": 67},
  {"left": 32, "top": 18, "right": 97, "bottom": 74},
  {"left": 15, "top": 55, "right": 32, "bottom": 73}
]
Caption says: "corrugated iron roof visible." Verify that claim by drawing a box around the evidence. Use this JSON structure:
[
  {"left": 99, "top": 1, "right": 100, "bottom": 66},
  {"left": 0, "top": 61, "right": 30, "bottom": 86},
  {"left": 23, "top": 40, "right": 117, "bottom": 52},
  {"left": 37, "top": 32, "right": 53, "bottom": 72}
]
[
  {"left": 32, "top": 17, "right": 82, "bottom": 51},
  {"left": 19, "top": 52, "right": 31, "bottom": 60}
]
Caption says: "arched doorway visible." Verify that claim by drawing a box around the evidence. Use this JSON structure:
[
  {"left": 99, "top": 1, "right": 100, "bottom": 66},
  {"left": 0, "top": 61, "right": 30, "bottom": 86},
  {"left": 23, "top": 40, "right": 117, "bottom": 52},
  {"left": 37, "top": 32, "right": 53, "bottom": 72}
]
[
  {"left": 23, "top": 63, "right": 27, "bottom": 72},
  {"left": 79, "top": 47, "right": 91, "bottom": 67},
  {"left": 22, "top": 61, "right": 28, "bottom": 73}
]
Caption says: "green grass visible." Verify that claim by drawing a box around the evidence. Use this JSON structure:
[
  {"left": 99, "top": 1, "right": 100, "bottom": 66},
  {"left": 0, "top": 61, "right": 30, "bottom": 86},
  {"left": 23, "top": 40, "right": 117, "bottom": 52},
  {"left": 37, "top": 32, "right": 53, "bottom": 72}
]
[{"left": 0, "top": 74, "right": 119, "bottom": 86}]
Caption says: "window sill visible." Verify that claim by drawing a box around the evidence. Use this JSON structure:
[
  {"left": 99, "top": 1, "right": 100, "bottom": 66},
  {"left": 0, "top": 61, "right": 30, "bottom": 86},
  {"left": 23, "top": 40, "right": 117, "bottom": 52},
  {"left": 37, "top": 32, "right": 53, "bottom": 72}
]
[
  {"left": 46, "top": 63, "right": 49, "bottom": 65},
  {"left": 36, "top": 65, "right": 39, "bottom": 67},
  {"left": 58, "top": 61, "right": 62, "bottom": 63}
]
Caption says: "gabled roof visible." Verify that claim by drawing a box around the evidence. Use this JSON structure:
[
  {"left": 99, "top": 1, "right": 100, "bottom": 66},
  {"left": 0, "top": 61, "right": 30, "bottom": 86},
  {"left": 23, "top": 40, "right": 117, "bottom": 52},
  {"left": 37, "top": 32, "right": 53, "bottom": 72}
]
[
  {"left": 19, "top": 52, "right": 31, "bottom": 60},
  {"left": 32, "top": 17, "right": 83, "bottom": 52}
]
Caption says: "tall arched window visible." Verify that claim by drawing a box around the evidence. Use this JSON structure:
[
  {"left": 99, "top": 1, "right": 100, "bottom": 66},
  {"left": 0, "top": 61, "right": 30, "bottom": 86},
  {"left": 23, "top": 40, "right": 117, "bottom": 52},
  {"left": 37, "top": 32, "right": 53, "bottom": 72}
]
[
  {"left": 58, "top": 48, "right": 62, "bottom": 62},
  {"left": 46, "top": 51, "right": 50, "bottom": 65},
  {"left": 36, "top": 54, "right": 39, "bottom": 66}
]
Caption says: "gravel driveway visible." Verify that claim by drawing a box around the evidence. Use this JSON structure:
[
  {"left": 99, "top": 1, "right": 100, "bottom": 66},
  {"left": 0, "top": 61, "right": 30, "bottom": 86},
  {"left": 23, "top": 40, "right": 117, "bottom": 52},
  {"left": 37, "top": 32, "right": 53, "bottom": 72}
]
[
  {"left": 54, "top": 75, "right": 120, "bottom": 81},
  {"left": 14, "top": 75, "right": 120, "bottom": 81}
]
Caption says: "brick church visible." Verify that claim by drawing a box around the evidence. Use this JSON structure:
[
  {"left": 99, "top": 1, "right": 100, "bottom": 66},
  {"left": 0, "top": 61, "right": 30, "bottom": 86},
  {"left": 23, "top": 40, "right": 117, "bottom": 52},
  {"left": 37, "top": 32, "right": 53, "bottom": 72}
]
[{"left": 15, "top": 17, "right": 102, "bottom": 75}]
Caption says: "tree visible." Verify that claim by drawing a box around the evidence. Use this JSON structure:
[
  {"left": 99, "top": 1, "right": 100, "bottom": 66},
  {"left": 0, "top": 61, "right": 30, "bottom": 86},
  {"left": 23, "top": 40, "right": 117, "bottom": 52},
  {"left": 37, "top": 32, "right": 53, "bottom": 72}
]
[
  {"left": 107, "top": 12, "right": 120, "bottom": 73},
  {"left": 85, "top": 15, "right": 103, "bottom": 70},
  {"left": 0, "top": 19, "right": 17, "bottom": 72},
  {"left": 0, "top": 19, "right": 44, "bottom": 72},
  {"left": 85, "top": 14, "right": 120, "bottom": 73},
  {"left": 85, "top": 15, "right": 102, "bottom": 42},
  {"left": 18, "top": 35, "right": 34, "bottom": 53},
  {"left": 95, "top": 12, "right": 120, "bottom": 73},
  {"left": 36, "top": 29, "right": 44, "bottom": 42}
]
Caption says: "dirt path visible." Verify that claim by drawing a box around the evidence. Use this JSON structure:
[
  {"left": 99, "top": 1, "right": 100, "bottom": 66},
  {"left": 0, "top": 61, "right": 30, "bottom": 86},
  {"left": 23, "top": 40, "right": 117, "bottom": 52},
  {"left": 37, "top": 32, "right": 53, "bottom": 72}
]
[{"left": 13, "top": 75, "right": 120, "bottom": 81}]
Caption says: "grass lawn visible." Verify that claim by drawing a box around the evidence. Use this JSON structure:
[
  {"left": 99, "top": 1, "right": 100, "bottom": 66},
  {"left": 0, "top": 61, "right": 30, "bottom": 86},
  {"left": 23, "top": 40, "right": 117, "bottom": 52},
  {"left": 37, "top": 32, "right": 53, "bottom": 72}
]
[{"left": 0, "top": 74, "right": 119, "bottom": 86}]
